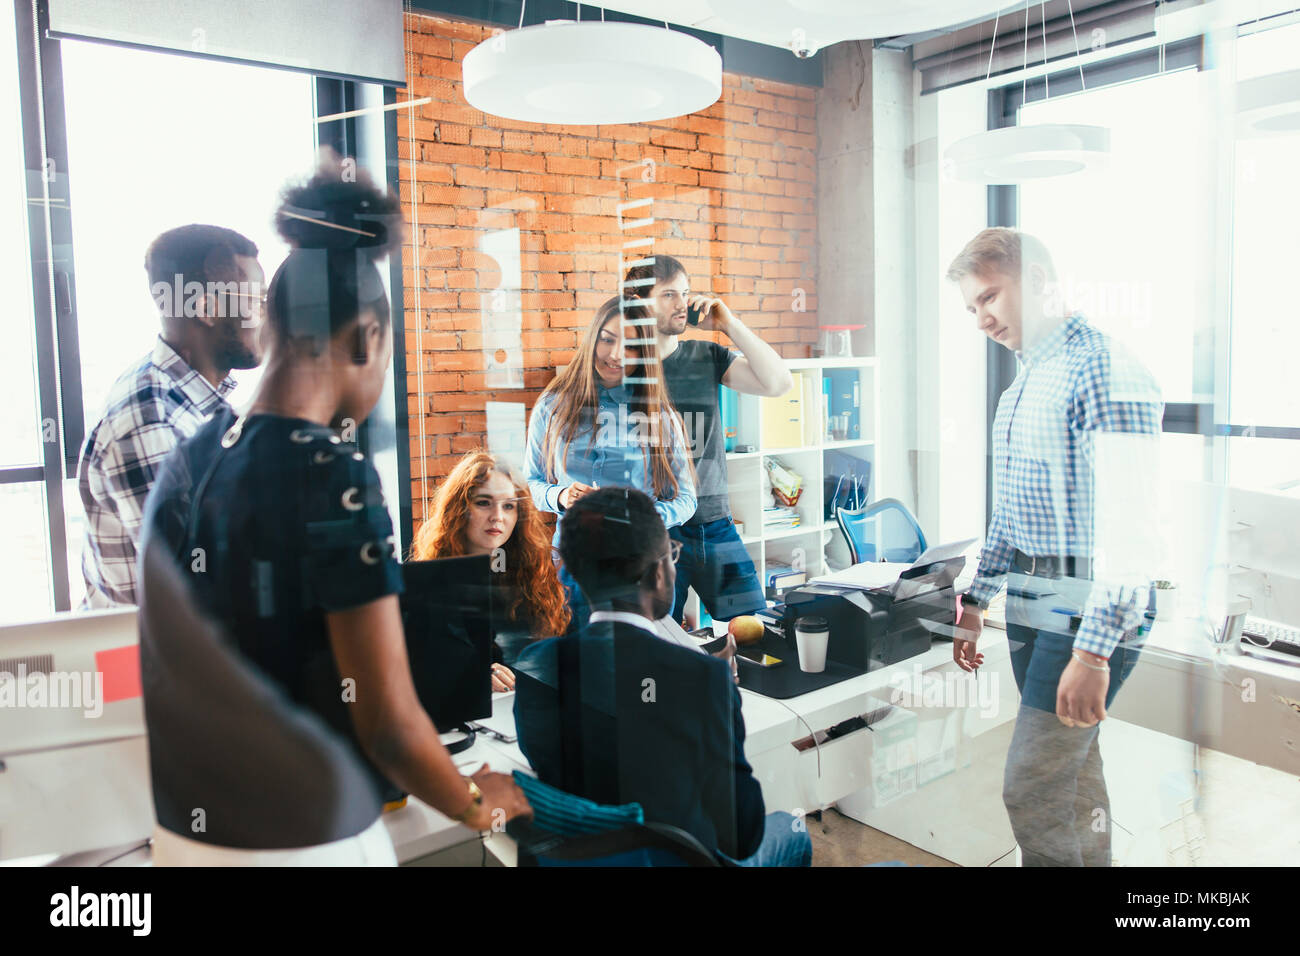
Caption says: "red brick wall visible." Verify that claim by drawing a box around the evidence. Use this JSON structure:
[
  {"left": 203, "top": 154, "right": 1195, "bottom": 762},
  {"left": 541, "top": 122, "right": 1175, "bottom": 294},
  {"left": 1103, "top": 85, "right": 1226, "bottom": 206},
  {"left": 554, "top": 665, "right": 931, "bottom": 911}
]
[{"left": 399, "top": 12, "right": 820, "bottom": 525}]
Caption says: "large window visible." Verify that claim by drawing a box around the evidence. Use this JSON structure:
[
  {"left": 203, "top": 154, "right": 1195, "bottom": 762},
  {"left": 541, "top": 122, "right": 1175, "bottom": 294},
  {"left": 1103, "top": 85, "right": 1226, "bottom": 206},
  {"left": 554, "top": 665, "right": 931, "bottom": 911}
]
[
  {"left": 1011, "top": 18, "right": 1300, "bottom": 495},
  {"left": 1, "top": 8, "right": 317, "bottom": 621},
  {"left": 59, "top": 41, "right": 315, "bottom": 431},
  {"left": 0, "top": 1, "right": 53, "bottom": 623},
  {"left": 54, "top": 41, "right": 316, "bottom": 608},
  {"left": 1227, "top": 20, "right": 1300, "bottom": 491},
  {"left": 1018, "top": 66, "right": 1212, "bottom": 407}
]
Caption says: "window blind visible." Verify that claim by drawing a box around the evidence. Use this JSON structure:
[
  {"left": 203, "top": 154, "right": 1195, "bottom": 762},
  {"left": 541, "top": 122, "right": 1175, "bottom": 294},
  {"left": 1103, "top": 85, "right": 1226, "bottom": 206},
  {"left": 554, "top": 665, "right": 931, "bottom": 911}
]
[
  {"left": 48, "top": 0, "right": 406, "bottom": 86},
  {"left": 911, "top": 0, "right": 1159, "bottom": 93}
]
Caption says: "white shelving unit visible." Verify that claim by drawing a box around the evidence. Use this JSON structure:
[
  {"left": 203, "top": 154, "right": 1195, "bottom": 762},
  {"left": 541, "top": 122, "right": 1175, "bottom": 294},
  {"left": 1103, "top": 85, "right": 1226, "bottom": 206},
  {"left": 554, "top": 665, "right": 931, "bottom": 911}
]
[{"left": 683, "top": 356, "right": 881, "bottom": 622}]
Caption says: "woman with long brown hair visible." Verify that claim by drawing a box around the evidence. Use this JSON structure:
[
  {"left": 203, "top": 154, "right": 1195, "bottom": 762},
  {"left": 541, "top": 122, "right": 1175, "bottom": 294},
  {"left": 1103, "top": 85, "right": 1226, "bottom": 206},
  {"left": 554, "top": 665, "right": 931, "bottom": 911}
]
[
  {"left": 411, "top": 450, "right": 571, "bottom": 690},
  {"left": 525, "top": 295, "right": 697, "bottom": 631}
]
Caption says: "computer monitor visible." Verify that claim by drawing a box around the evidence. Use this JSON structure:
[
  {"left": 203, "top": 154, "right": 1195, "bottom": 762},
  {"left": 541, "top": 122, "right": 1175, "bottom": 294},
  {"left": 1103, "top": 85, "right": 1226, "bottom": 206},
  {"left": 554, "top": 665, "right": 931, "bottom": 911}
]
[{"left": 399, "top": 554, "right": 495, "bottom": 747}]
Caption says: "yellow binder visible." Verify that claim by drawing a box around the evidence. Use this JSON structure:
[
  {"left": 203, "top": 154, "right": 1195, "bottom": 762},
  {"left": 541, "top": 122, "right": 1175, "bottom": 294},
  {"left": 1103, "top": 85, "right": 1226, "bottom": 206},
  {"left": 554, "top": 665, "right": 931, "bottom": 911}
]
[{"left": 761, "top": 372, "right": 804, "bottom": 449}]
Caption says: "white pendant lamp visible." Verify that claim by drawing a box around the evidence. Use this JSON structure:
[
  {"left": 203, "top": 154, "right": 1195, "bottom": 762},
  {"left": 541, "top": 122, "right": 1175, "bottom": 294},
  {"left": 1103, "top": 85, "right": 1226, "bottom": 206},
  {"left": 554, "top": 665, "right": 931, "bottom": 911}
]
[
  {"left": 706, "top": 0, "right": 1011, "bottom": 56},
  {"left": 946, "top": 124, "right": 1110, "bottom": 183},
  {"left": 942, "top": 0, "right": 1110, "bottom": 184},
  {"left": 462, "top": 15, "right": 721, "bottom": 126},
  {"left": 1237, "top": 69, "right": 1300, "bottom": 138}
]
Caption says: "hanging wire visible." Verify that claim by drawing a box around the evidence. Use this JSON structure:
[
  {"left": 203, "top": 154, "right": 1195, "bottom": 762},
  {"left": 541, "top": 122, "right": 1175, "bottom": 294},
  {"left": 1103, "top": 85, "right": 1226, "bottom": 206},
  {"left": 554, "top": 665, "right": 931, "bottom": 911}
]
[
  {"left": 984, "top": 7, "right": 1001, "bottom": 81},
  {"left": 1022, "top": 0, "right": 1031, "bottom": 106},
  {"left": 939, "top": 15, "right": 961, "bottom": 90},
  {"left": 518, "top": 0, "right": 526, "bottom": 29},
  {"left": 1065, "top": 0, "right": 1087, "bottom": 91},
  {"left": 1157, "top": 0, "right": 1165, "bottom": 74},
  {"left": 1041, "top": 0, "right": 1049, "bottom": 101}
]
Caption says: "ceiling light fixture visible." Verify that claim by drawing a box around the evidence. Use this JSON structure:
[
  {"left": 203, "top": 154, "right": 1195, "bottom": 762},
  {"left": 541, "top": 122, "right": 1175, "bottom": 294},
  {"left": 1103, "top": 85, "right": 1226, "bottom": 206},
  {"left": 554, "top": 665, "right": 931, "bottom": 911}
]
[
  {"left": 462, "top": 4, "right": 721, "bottom": 126},
  {"left": 946, "top": 123, "right": 1111, "bottom": 182},
  {"left": 943, "top": 0, "right": 1111, "bottom": 184},
  {"left": 706, "top": 0, "right": 1011, "bottom": 57},
  {"left": 1237, "top": 68, "right": 1300, "bottom": 137}
]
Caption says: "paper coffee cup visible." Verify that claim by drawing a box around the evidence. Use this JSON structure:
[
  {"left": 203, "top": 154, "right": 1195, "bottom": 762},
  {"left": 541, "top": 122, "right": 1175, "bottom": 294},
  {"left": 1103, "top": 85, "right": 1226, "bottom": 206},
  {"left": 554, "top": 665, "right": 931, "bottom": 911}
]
[{"left": 795, "top": 615, "right": 830, "bottom": 673}]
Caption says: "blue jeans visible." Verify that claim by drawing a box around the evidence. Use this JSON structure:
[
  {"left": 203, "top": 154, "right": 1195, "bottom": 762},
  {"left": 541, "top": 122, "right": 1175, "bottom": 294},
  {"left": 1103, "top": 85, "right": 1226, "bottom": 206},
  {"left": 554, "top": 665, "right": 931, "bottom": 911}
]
[
  {"left": 670, "top": 518, "right": 766, "bottom": 622},
  {"left": 1002, "top": 573, "right": 1142, "bottom": 867},
  {"left": 721, "top": 811, "right": 813, "bottom": 867}
]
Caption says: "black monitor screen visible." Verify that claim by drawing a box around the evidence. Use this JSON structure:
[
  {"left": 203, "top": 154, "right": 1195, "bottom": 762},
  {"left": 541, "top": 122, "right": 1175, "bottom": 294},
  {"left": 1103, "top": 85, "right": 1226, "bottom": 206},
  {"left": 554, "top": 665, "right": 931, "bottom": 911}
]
[{"left": 399, "top": 554, "right": 494, "bottom": 731}]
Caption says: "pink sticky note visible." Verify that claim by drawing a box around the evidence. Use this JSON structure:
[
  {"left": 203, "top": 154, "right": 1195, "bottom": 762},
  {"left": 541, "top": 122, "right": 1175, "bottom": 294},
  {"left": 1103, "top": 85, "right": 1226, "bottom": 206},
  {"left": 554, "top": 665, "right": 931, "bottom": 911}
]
[{"left": 95, "top": 644, "right": 142, "bottom": 703}]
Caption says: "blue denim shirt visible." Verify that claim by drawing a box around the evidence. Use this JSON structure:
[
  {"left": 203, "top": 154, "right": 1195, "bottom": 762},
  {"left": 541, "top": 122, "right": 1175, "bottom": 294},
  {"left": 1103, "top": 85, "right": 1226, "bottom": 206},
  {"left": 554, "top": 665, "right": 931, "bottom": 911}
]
[{"left": 525, "top": 383, "right": 697, "bottom": 540}]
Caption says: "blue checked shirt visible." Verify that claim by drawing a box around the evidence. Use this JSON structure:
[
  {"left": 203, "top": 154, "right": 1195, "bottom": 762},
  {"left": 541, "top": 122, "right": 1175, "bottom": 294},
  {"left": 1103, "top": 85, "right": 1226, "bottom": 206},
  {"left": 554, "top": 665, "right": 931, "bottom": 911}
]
[
  {"left": 526, "top": 382, "right": 697, "bottom": 543},
  {"left": 78, "top": 337, "right": 236, "bottom": 607},
  {"left": 967, "top": 314, "right": 1163, "bottom": 658}
]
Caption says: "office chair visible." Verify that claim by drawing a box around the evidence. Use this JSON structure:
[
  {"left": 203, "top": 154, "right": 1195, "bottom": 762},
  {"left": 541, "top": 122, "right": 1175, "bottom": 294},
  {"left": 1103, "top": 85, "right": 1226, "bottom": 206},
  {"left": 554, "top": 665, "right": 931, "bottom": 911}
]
[
  {"left": 506, "top": 772, "right": 725, "bottom": 867},
  {"left": 836, "top": 498, "right": 928, "bottom": 565}
]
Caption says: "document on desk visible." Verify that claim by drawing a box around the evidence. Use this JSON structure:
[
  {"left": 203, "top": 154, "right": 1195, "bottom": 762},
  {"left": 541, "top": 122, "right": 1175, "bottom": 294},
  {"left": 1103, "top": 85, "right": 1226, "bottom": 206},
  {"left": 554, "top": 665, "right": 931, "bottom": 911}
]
[
  {"left": 817, "top": 561, "right": 912, "bottom": 591},
  {"left": 471, "top": 694, "right": 520, "bottom": 742},
  {"left": 816, "top": 541, "right": 978, "bottom": 594}
]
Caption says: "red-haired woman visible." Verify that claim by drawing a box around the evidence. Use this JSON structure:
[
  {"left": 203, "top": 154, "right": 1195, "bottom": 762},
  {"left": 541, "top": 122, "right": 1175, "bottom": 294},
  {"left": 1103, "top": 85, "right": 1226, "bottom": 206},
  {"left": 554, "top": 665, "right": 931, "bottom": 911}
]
[{"left": 411, "top": 450, "right": 571, "bottom": 691}]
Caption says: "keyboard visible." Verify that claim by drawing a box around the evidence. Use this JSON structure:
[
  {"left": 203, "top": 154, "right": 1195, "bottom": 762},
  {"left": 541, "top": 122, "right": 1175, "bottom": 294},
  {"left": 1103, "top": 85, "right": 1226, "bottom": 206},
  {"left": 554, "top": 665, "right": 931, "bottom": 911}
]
[{"left": 1239, "top": 617, "right": 1300, "bottom": 666}]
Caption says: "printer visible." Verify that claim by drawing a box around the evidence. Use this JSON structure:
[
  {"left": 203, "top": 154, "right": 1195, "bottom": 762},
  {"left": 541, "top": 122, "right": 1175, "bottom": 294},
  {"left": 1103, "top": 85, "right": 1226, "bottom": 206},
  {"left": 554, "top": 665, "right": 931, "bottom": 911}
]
[{"left": 759, "top": 543, "right": 969, "bottom": 673}]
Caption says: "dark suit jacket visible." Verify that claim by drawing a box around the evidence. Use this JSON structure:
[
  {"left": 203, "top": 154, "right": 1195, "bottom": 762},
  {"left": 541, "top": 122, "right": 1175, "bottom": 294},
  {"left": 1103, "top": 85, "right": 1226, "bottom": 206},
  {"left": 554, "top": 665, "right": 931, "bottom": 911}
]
[{"left": 512, "top": 619, "right": 765, "bottom": 860}]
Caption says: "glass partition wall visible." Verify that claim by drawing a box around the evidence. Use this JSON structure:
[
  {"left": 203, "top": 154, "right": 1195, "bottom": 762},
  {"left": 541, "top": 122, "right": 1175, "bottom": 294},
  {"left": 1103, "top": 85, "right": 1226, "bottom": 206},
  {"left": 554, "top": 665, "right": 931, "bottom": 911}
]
[
  {"left": 923, "top": 7, "right": 1300, "bottom": 867},
  {"left": 4, "top": 0, "right": 1297, "bottom": 870}
]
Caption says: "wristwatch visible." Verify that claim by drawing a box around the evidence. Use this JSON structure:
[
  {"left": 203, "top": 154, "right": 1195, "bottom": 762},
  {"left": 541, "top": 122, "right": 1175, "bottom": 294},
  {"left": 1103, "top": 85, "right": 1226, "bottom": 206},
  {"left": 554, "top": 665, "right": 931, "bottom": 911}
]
[{"left": 452, "top": 777, "right": 484, "bottom": 825}]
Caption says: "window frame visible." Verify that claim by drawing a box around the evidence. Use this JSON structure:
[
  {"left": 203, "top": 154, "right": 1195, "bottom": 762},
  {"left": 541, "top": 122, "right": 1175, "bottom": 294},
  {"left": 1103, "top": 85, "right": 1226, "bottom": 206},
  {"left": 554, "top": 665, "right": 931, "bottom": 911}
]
[
  {"left": 12, "top": 0, "right": 72, "bottom": 610},
  {"left": 983, "top": 35, "right": 1215, "bottom": 511},
  {"left": 8, "top": 0, "right": 411, "bottom": 613}
]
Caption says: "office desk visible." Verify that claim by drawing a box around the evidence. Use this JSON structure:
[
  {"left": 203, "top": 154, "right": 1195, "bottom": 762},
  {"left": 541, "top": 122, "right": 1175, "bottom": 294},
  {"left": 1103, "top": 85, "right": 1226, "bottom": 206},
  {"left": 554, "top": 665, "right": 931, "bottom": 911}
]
[
  {"left": 1109, "top": 618, "right": 1300, "bottom": 776},
  {"left": 469, "top": 624, "right": 1020, "bottom": 867},
  {"left": 0, "top": 692, "right": 528, "bottom": 867},
  {"left": 383, "top": 693, "right": 532, "bottom": 866},
  {"left": 0, "top": 736, "right": 153, "bottom": 866}
]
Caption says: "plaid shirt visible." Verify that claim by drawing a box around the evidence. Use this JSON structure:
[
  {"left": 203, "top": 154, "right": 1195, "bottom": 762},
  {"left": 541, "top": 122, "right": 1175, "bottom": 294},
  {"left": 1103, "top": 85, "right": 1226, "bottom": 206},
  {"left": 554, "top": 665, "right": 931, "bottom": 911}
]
[
  {"left": 78, "top": 337, "right": 236, "bottom": 608},
  {"left": 967, "top": 314, "right": 1163, "bottom": 658}
]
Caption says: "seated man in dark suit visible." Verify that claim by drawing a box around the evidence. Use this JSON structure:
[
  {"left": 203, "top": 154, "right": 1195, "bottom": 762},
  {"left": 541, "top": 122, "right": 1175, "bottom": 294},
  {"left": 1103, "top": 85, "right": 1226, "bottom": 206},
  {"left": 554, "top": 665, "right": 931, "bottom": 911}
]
[{"left": 513, "top": 486, "right": 811, "bottom": 866}]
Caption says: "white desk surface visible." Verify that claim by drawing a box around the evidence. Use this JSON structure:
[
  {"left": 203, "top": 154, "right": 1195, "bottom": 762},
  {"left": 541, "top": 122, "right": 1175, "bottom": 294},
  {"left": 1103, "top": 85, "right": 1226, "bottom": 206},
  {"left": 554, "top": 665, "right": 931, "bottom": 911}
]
[
  {"left": 382, "top": 693, "right": 532, "bottom": 865},
  {"left": 372, "top": 591, "right": 1300, "bottom": 863},
  {"left": 21, "top": 588, "right": 1292, "bottom": 867}
]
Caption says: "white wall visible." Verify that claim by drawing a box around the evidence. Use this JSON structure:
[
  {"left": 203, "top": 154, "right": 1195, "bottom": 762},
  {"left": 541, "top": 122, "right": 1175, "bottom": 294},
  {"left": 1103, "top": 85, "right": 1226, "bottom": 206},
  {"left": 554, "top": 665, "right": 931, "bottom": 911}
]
[
  {"left": 870, "top": 48, "right": 917, "bottom": 515},
  {"left": 818, "top": 41, "right": 991, "bottom": 544},
  {"left": 913, "top": 81, "right": 990, "bottom": 546}
]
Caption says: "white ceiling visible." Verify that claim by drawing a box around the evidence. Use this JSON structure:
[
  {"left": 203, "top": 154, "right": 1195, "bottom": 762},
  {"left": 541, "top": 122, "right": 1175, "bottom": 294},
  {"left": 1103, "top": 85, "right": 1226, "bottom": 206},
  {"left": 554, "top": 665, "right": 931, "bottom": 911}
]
[
  {"left": 591, "top": 1, "right": 1011, "bottom": 55},
  {"left": 581, "top": 2, "right": 725, "bottom": 34}
]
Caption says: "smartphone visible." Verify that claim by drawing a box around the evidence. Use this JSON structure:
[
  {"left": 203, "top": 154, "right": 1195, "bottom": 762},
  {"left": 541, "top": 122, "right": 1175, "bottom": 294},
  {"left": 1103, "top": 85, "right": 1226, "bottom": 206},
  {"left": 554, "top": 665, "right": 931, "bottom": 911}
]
[
  {"left": 686, "top": 302, "right": 703, "bottom": 326},
  {"left": 698, "top": 635, "right": 730, "bottom": 655},
  {"left": 737, "top": 645, "right": 783, "bottom": 668}
]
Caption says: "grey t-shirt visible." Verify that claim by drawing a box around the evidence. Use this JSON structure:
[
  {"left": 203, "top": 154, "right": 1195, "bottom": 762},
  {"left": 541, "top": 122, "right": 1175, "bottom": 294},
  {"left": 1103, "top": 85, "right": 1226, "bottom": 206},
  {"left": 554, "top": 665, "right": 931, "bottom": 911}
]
[{"left": 662, "top": 339, "right": 737, "bottom": 525}]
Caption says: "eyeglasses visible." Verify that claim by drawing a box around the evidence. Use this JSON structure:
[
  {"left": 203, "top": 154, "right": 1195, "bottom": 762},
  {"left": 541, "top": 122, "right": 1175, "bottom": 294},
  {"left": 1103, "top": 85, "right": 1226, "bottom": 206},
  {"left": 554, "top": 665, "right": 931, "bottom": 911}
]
[
  {"left": 228, "top": 290, "right": 268, "bottom": 314},
  {"left": 662, "top": 540, "right": 683, "bottom": 565}
]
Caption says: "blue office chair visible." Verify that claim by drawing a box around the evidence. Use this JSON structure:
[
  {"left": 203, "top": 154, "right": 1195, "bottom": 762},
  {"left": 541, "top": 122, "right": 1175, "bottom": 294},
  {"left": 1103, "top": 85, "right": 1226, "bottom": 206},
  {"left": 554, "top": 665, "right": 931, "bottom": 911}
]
[
  {"left": 836, "top": 498, "right": 928, "bottom": 565},
  {"left": 506, "top": 772, "right": 725, "bottom": 867}
]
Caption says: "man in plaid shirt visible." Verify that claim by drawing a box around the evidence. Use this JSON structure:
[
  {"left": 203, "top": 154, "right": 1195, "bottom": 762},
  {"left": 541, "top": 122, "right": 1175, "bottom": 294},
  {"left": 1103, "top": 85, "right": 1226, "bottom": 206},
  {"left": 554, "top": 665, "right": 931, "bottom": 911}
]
[
  {"left": 948, "top": 228, "right": 1162, "bottom": 866},
  {"left": 78, "top": 224, "right": 265, "bottom": 608}
]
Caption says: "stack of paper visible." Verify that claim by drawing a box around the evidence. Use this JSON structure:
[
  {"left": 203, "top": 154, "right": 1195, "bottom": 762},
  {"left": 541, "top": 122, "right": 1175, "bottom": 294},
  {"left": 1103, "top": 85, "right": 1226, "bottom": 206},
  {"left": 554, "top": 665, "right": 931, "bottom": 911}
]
[{"left": 763, "top": 506, "right": 802, "bottom": 531}]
